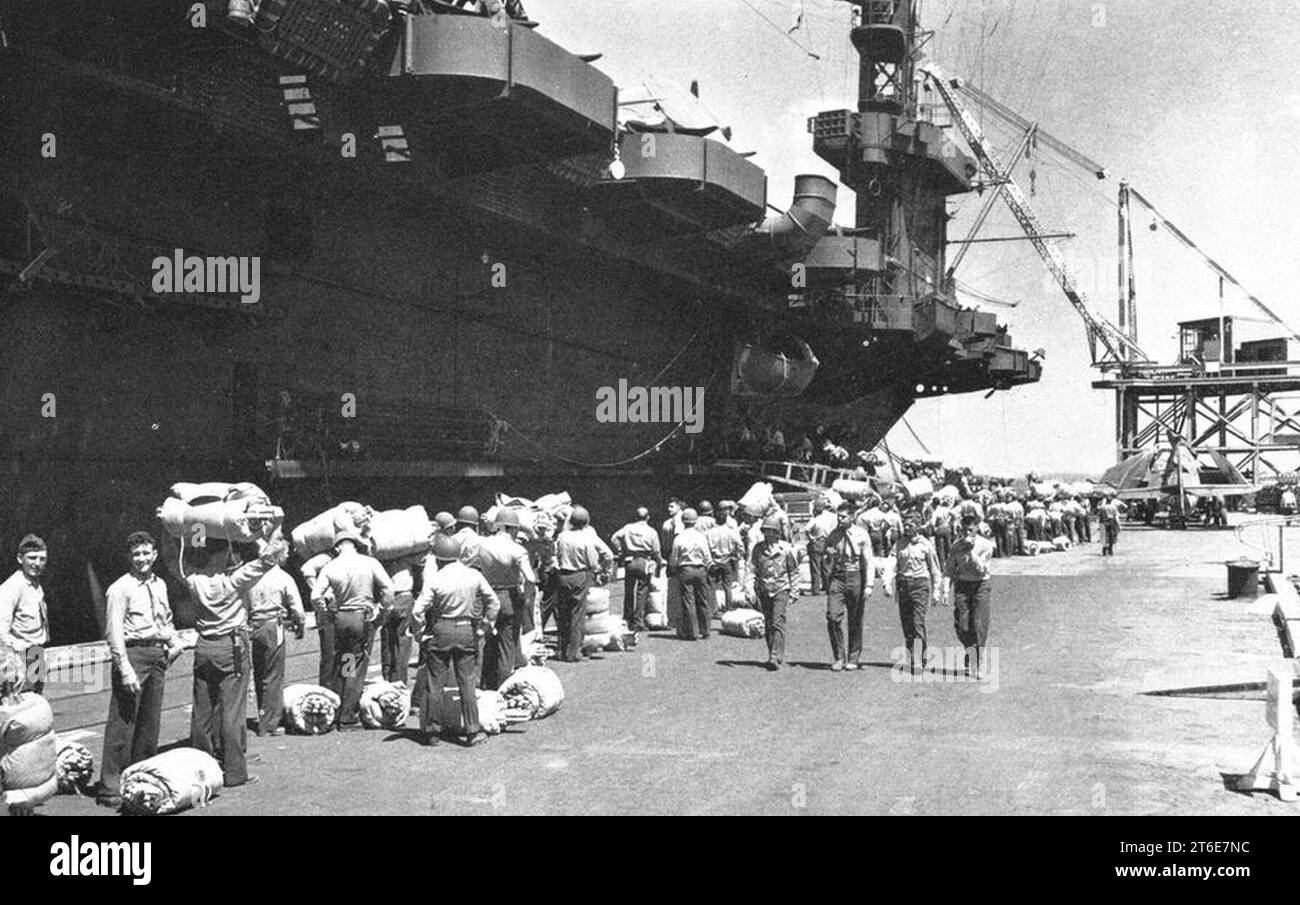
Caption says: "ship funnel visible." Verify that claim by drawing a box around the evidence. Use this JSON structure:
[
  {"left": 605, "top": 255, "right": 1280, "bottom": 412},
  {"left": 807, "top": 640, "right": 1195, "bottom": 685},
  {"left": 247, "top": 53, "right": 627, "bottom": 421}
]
[{"left": 736, "top": 174, "right": 838, "bottom": 262}]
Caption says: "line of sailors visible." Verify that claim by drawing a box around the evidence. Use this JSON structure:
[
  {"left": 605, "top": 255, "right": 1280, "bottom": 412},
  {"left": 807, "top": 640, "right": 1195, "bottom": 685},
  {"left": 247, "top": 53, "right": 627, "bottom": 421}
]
[
  {"left": 641, "top": 495, "right": 997, "bottom": 680},
  {"left": 0, "top": 495, "right": 623, "bottom": 811}
]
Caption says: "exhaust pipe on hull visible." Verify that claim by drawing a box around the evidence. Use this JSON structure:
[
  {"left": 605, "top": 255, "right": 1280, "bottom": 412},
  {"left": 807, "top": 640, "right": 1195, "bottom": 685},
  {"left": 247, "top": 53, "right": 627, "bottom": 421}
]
[{"left": 732, "top": 173, "right": 838, "bottom": 262}]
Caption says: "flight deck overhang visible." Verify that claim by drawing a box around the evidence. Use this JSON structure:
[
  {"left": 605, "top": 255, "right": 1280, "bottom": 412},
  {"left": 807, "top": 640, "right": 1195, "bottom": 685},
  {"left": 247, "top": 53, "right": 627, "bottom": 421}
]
[
  {"left": 589, "top": 131, "right": 767, "bottom": 236},
  {"left": 385, "top": 14, "right": 616, "bottom": 174}
]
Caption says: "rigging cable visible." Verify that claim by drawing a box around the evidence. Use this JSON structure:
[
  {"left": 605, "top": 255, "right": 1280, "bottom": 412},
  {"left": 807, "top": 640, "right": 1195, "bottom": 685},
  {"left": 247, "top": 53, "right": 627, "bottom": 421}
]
[{"left": 733, "top": 0, "right": 822, "bottom": 59}]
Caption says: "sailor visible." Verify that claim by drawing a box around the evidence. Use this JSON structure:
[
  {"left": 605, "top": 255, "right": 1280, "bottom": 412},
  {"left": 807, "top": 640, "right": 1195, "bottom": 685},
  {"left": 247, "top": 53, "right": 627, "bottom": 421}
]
[
  {"left": 704, "top": 505, "right": 745, "bottom": 614},
  {"left": 0, "top": 535, "right": 49, "bottom": 695},
  {"left": 611, "top": 507, "right": 663, "bottom": 633},
  {"left": 241, "top": 558, "right": 306, "bottom": 737},
  {"left": 929, "top": 496, "right": 956, "bottom": 570},
  {"left": 97, "top": 531, "right": 183, "bottom": 808},
  {"left": 310, "top": 532, "right": 394, "bottom": 731},
  {"left": 987, "top": 495, "right": 1009, "bottom": 558},
  {"left": 857, "top": 497, "right": 896, "bottom": 599},
  {"left": 453, "top": 506, "right": 483, "bottom": 566},
  {"left": 433, "top": 511, "right": 457, "bottom": 536},
  {"left": 824, "top": 502, "right": 872, "bottom": 671},
  {"left": 1097, "top": 494, "right": 1126, "bottom": 556},
  {"left": 302, "top": 549, "right": 334, "bottom": 687},
  {"left": 660, "top": 499, "right": 686, "bottom": 557},
  {"left": 553, "top": 506, "right": 614, "bottom": 661},
  {"left": 1051, "top": 497, "right": 1070, "bottom": 542},
  {"left": 380, "top": 551, "right": 424, "bottom": 686},
  {"left": 668, "top": 508, "right": 714, "bottom": 640},
  {"left": 472, "top": 508, "right": 537, "bottom": 688},
  {"left": 944, "top": 515, "right": 996, "bottom": 679},
  {"left": 751, "top": 514, "right": 799, "bottom": 670},
  {"left": 412, "top": 534, "right": 499, "bottom": 747},
  {"left": 895, "top": 515, "right": 942, "bottom": 674},
  {"left": 696, "top": 501, "right": 717, "bottom": 533},
  {"left": 805, "top": 498, "right": 837, "bottom": 596},
  {"left": 525, "top": 512, "right": 559, "bottom": 634},
  {"left": 956, "top": 495, "right": 984, "bottom": 525},
  {"left": 1007, "top": 493, "right": 1027, "bottom": 556},
  {"left": 1025, "top": 499, "right": 1047, "bottom": 541},
  {"left": 185, "top": 530, "right": 289, "bottom": 788}
]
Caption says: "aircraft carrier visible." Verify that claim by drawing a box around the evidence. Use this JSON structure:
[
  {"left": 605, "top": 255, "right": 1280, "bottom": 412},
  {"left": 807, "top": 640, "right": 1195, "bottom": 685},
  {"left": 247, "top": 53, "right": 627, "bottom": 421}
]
[{"left": 0, "top": 0, "right": 1038, "bottom": 640}]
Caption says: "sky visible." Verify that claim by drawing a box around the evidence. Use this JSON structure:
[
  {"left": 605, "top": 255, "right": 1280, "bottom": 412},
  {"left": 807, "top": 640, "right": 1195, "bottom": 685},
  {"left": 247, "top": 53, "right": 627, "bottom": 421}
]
[{"left": 527, "top": 0, "right": 1300, "bottom": 475}]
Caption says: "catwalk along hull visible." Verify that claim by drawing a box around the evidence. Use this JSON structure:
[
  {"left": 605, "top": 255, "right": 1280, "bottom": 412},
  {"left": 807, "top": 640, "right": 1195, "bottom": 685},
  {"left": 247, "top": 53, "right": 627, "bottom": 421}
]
[{"left": 0, "top": 0, "right": 1038, "bottom": 641}]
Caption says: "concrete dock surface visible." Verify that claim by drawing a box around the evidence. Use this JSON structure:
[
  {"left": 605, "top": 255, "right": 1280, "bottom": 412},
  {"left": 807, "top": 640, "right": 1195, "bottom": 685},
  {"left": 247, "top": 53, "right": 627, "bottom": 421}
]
[{"left": 38, "top": 518, "right": 1299, "bottom": 816}]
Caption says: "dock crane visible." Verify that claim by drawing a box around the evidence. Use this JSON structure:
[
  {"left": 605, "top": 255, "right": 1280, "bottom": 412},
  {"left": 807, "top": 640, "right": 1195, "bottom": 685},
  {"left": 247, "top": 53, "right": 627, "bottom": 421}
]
[
  {"left": 929, "top": 71, "right": 1300, "bottom": 357},
  {"left": 922, "top": 66, "right": 1149, "bottom": 370},
  {"left": 925, "top": 67, "right": 1300, "bottom": 483}
]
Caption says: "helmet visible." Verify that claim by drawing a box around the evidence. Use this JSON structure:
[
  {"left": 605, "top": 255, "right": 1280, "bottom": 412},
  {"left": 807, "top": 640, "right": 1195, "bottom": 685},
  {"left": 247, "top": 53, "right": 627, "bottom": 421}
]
[
  {"left": 698, "top": 501, "right": 714, "bottom": 514},
  {"left": 681, "top": 508, "right": 698, "bottom": 525},
  {"left": 718, "top": 500, "right": 736, "bottom": 511},
  {"left": 568, "top": 505, "right": 590, "bottom": 528},
  {"left": 495, "top": 508, "right": 521, "bottom": 528},
  {"left": 432, "top": 533, "right": 462, "bottom": 561},
  {"left": 761, "top": 513, "right": 784, "bottom": 531},
  {"left": 333, "top": 529, "right": 367, "bottom": 551},
  {"left": 434, "top": 511, "right": 456, "bottom": 531},
  {"left": 456, "top": 505, "right": 479, "bottom": 525}
]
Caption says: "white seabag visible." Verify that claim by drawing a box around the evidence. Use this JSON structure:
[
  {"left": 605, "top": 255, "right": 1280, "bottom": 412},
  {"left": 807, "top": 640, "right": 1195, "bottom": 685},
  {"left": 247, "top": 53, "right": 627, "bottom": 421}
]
[
  {"left": 498, "top": 666, "right": 564, "bottom": 720},
  {"left": 120, "top": 748, "right": 223, "bottom": 815},
  {"left": 283, "top": 684, "right": 341, "bottom": 734},
  {"left": 359, "top": 680, "right": 411, "bottom": 730},
  {"left": 721, "top": 608, "right": 766, "bottom": 639}
]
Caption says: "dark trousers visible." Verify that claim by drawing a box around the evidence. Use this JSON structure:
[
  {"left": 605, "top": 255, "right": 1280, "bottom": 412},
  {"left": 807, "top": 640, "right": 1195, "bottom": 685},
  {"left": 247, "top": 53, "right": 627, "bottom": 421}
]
[
  {"left": 622, "top": 558, "right": 653, "bottom": 631},
  {"left": 1012, "top": 524, "right": 1026, "bottom": 556},
  {"left": 537, "top": 572, "right": 559, "bottom": 632},
  {"left": 519, "top": 583, "right": 538, "bottom": 636},
  {"left": 1081, "top": 515, "right": 1093, "bottom": 542},
  {"left": 990, "top": 520, "right": 1008, "bottom": 557},
  {"left": 329, "top": 610, "right": 375, "bottom": 726},
  {"left": 191, "top": 631, "right": 251, "bottom": 787},
  {"left": 758, "top": 589, "right": 788, "bottom": 664},
  {"left": 250, "top": 621, "right": 286, "bottom": 736},
  {"left": 100, "top": 644, "right": 167, "bottom": 794},
  {"left": 826, "top": 572, "right": 865, "bottom": 665},
  {"left": 316, "top": 609, "right": 335, "bottom": 687},
  {"left": 481, "top": 587, "right": 522, "bottom": 689},
  {"left": 381, "top": 592, "right": 414, "bottom": 685},
  {"left": 807, "top": 542, "right": 828, "bottom": 594},
  {"left": 708, "top": 560, "right": 737, "bottom": 612},
  {"left": 1103, "top": 521, "right": 1119, "bottom": 555},
  {"left": 952, "top": 579, "right": 992, "bottom": 677},
  {"left": 897, "top": 576, "right": 930, "bottom": 671},
  {"left": 1026, "top": 521, "right": 1042, "bottom": 541},
  {"left": 676, "top": 565, "right": 712, "bottom": 640},
  {"left": 1063, "top": 516, "right": 1076, "bottom": 544},
  {"left": 23, "top": 645, "right": 45, "bottom": 696},
  {"left": 933, "top": 531, "right": 952, "bottom": 568},
  {"left": 421, "top": 622, "right": 480, "bottom": 738},
  {"left": 554, "top": 570, "right": 592, "bottom": 661}
]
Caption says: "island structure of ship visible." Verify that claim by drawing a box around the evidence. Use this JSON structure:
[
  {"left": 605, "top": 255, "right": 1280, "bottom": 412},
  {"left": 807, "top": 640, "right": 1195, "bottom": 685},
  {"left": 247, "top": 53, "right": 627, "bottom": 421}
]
[{"left": 0, "top": 0, "right": 1039, "bottom": 638}]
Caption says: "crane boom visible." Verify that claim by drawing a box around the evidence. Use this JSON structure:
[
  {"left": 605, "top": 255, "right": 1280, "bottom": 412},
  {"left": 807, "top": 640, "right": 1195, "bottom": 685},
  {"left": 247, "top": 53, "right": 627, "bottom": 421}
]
[
  {"left": 953, "top": 80, "right": 1109, "bottom": 180},
  {"left": 923, "top": 67, "right": 1148, "bottom": 366},
  {"left": 953, "top": 79, "right": 1300, "bottom": 346},
  {"left": 1127, "top": 188, "right": 1300, "bottom": 346}
]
